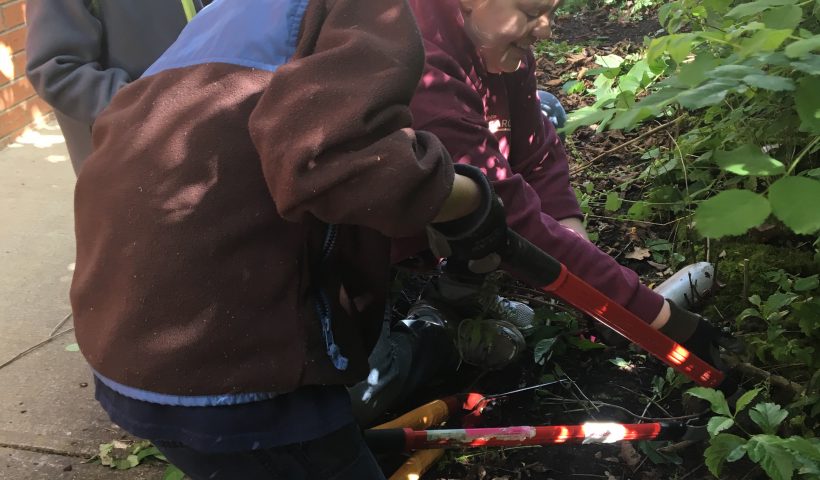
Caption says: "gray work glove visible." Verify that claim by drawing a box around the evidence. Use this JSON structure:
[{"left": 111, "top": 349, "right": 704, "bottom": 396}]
[{"left": 427, "top": 164, "right": 508, "bottom": 274}]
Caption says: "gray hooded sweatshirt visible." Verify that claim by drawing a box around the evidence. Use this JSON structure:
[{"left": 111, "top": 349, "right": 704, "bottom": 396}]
[{"left": 25, "top": 0, "right": 207, "bottom": 173}]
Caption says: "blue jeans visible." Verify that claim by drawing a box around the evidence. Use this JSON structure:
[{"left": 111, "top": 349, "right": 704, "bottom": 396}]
[{"left": 154, "top": 423, "right": 386, "bottom": 480}]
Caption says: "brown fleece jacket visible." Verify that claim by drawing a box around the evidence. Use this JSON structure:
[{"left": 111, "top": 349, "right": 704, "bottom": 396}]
[{"left": 71, "top": 0, "right": 454, "bottom": 396}]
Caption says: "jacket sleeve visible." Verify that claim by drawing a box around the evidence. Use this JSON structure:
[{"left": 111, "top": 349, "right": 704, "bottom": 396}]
[
  {"left": 248, "top": 0, "right": 454, "bottom": 238},
  {"left": 506, "top": 56, "right": 582, "bottom": 221},
  {"left": 410, "top": 44, "right": 664, "bottom": 324},
  {"left": 25, "top": 0, "right": 131, "bottom": 124}
]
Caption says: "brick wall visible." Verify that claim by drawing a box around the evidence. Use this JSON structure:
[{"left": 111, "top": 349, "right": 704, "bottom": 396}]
[{"left": 0, "top": 0, "right": 52, "bottom": 149}]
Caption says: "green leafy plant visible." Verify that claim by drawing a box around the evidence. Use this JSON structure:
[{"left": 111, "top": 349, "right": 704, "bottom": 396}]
[
  {"left": 736, "top": 270, "right": 820, "bottom": 375},
  {"left": 561, "top": 0, "right": 820, "bottom": 239},
  {"left": 688, "top": 387, "right": 820, "bottom": 479},
  {"left": 96, "top": 440, "right": 164, "bottom": 470},
  {"left": 529, "top": 306, "right": 605, "bottom": 366},
  {"left": 95, "top": 440, "right": 185, "bottom": 479}
]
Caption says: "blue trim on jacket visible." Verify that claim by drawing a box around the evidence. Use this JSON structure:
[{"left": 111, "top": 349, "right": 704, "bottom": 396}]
[
  {"left": 143, "top": 0, "right": 310, "bottom": 78},
  {"left": 94, "top": 371, "right": 279, "bottom": 407}
]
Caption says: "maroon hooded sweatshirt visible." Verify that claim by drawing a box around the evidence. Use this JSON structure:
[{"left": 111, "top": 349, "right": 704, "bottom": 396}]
[{"left": 402, "top": 0, "right": 665, "bottom": 324}]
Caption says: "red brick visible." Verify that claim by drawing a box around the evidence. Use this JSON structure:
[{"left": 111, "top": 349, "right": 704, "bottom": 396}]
[
  {"left": 0, "top": 123, "right": 24, "bottom": 149},
  {"left": 2, "top": 2, "right": 25, "bottom": 29},
  {"left": 0, "top": 95, "right": 50, "bottom": 138},
  {"left": 0, "top": 25, "right": 26, "bottom": 53},
  {"left": 0, "top": 75, "right": 34, "bottom": 109}
]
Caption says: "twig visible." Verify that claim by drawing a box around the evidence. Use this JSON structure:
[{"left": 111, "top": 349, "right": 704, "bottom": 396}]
[
  {"left": 724, "top": 355, "right": 805, "bottom": 397},
  {"left": 741, "top": 258, "right": 750, "bottom": 301},
  {"left": 679, "top": 464, "right": 705, "bottom": 480},
  {"left": 539, "top": 396, "right": 706, "bottom": 422},
  {"left": 49, "top": 312, "right": 73, "bottom": 337},
  {"left": 612, "top": 384, "right": 674, "bottom": 417},
  {"left": 568, "top": 374, "right": 601, "bottom": 414},
  {"left": 657, "top": 440, "right": 698, "bottom": 454},
  {"left": 570, "top": 117, "right": 685, "bottom": 175},
  {"left": 633, "top": 456, "right": 649, "bottom": 475},
  {"left": 0, "top": 327, "right": 75, "bottom": 371}
]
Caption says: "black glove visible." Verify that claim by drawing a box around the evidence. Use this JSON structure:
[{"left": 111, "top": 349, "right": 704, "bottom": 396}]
[
  {"left": 662, "top": 300, "right": 742, "bottom": 395},
  {"left": 427, "top": 164, "right": 508, "bottom": 274}
]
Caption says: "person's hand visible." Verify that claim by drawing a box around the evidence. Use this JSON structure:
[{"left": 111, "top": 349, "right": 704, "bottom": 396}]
[{"left": 427, "top": 164, "right": 508, "bottom": 274}]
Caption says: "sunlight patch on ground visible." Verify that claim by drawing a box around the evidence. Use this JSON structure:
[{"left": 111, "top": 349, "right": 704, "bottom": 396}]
[{"left": 9, "top": 125, "right": 65, "bottom": 150}]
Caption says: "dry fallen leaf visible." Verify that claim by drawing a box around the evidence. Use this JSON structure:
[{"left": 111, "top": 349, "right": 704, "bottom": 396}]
[
  {"left": 620, "top": 441, "right": 642, "bottom": 468},
  {"left": 625, "top": 247, "right": 651, "bottom": 260},
  {"left": 647, "top": 260, "right": 667, "bottom": 270}
]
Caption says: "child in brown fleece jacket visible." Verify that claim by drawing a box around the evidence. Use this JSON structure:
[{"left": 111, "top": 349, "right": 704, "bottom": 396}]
[{"left": 70, "top": 0, "right": 507, "bottom": 478}]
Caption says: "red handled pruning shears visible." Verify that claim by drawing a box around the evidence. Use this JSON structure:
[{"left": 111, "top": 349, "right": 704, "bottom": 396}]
[{"left": 499, "top": 230, "right": 725, "bottom": 388}]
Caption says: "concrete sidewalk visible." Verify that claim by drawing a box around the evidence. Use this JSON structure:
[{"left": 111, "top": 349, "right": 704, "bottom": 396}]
[{"left": 0, "top": 124, "right": 166, "bottom": 479}]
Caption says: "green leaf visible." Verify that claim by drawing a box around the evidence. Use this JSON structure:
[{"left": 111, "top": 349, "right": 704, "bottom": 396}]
[
  {"left": 739, "top": 29, "right": 794, "bottom": 57},
  {"left": 714, "top": 144, "right": 786, "bottom": 176},
  {"left": 727, "top": 443, "right": 749, "bottom": 462},
  {"left": 163, "top": 465, "right": 186, "bottom": 480},
  {"left": 791, "top": 54, "right": 820, "bottom": 74},
  {"left": 677, "top": 54, "right": 722, "bottom": 87},
  {"left": 694, "top": 190, "right": 772, "bottom": 238},
  {"left": 735, "top": 387, "right": 764, "bottom": 415},
  {"left": 677, "top": 80, "right": 737, "bottom": 109},
  {"left": 561, "top": 109, "right": 615, "bottom": 135},
  {"left": 566, "top": 336, "right": 606, "bottom": 350},
  {"left": 782, "top": 436, "right": 820, "bottom": 461},
  {"left": 795, "top": 77, "right": 820, "bottom": 133},
  {"left": 687, "top": 387, "right": 732, "bottom": 416},
  {"left": 596, "top": 54, "right": 625, "bottom": 69},
  {"left": 727, "top": 0, "right": 798, "bottom": 18},
  {"left": 638, "top": 440, "right": 684, "bottom": 465},
  {"left": 705, "top": 433, "right": 747, "bottom": 477},
  {"left": 742, "top": 74, "right": 795, "bottom": 91},
  {"left": 761, "top": 5, "right": 803, "bottom": 29},
  {"left": 750, "top": 295, "right": 762, "bottom": 307},
  {"left": 747, "top": 435, "right": 796, "bottom": 480},
  {"left": 534, "top": 337, "right": 557, "bottom": 365},
  {"left": 708, "top": 416, "right": 736, "bottom": 436},
  {"left": 627, "top": 200, "right": 653, "bottom": 220},
  {"left": 649, "top": 34, "right": 696, "bottom": 64},
  {"left": 769, "top": 177, "right": 820, "bottom": 234},
  {"left": 609, "top": 357, "right": 631, "bottom": 368},
  {"left": 605, "top": 192, "right": 623, "bottom": 212},
  {"left": 764, "top": 292, "right": 797, "bottom": 314},
  {"left": 793, "top": 275, "right": 819, "bottom": 292},
  {"left": 65, "top": 343, "right": 80, "bottom": 352},
  {"left": 563, "top": 80, "right": 586, "bottom": 95},
  {"left": 609, "top": 107, "right": 656, "bottom": 130},
  {"left": 709, "top": 64, "right": 766, "bottom": 79},
  {"left": 795, "top": 301, "right": 820, "bottom": 336},
  {"left": 135, "top": 446, "right": 162, "bottom": 462},
  {"left": 785, "top": 35, "right": 820, "bottom": 58},
  {"left": 750, "top": 403, "right": 789, "bottom": 434}
]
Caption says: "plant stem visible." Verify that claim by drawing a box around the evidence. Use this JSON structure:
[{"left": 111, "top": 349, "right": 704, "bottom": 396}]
[{"left": 786, "top": 136, "right": 820, "bottom": 176}]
